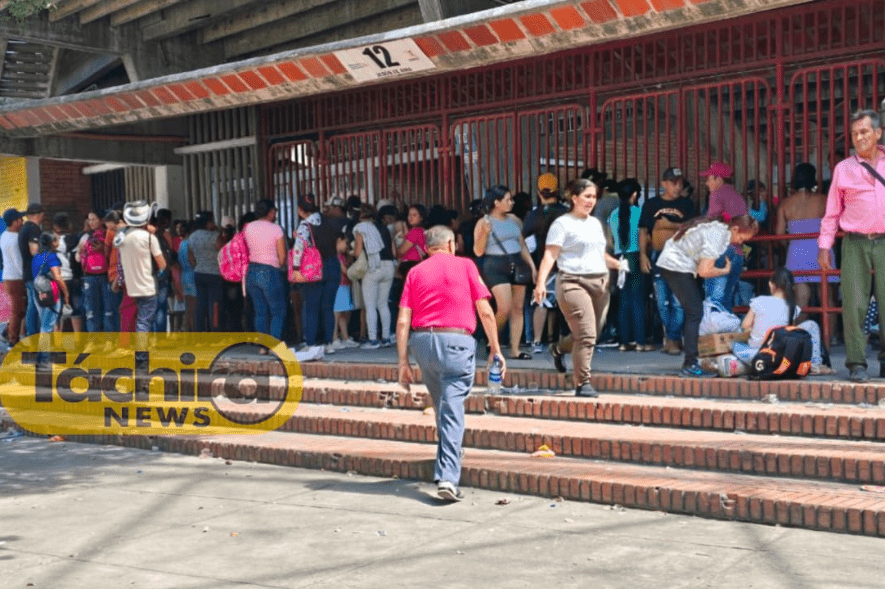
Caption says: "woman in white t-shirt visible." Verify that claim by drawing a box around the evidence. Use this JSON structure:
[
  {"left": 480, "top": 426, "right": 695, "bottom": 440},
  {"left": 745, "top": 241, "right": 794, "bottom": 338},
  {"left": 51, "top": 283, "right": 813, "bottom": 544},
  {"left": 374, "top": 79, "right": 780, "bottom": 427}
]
[
  {"left": 731, "top": 266, "right": 831, "bottom": 373},
  {"left": 534, "top": 178, "right": 626, "bottom": 397},
  {"left": 656, "top": 215, "right": 758, "bottom": 377}
]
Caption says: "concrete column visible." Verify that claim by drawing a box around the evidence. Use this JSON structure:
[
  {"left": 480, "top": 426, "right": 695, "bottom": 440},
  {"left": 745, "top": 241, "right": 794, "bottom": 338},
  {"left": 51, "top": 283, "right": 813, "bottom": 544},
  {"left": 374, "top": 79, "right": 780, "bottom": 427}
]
[
  {"left": 155, "top": 165, "right": 185, "bottom": 218},
  {"left": 25, "top": 157, "right": 41, "bottom": 207}
]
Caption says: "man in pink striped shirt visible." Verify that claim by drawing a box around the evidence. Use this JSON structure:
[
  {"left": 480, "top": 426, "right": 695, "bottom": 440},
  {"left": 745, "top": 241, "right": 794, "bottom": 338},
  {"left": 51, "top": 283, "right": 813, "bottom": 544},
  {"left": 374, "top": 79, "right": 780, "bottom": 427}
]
[{"left": 819, "top": 109, "right": 885, "bottom": 382}]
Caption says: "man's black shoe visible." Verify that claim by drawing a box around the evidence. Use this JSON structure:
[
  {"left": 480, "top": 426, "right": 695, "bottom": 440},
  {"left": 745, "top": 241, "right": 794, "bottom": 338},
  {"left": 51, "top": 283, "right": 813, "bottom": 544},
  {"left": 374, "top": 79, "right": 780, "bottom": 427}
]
[
  {"left": 576, "top": 383, "right": 598, "bottom": 397},
  {"left": 550, "top": 344, "right": 566, "bottom": 373}
]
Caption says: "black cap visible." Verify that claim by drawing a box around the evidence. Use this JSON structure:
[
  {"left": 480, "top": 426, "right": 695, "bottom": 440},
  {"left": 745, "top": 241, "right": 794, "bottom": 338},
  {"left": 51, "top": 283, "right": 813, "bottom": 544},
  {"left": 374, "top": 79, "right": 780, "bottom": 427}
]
[
  {"left": 662, "top": 167, "right": 683, "bottom": 181},
  {"left": 346, "top": 196, "right": 361, "bottom": 213},
  {"left": 25, "top": 202, "right": 43, "bottom": 215},
  {"left": 2, "top": 208, "right": 23, "bottom": 226}
]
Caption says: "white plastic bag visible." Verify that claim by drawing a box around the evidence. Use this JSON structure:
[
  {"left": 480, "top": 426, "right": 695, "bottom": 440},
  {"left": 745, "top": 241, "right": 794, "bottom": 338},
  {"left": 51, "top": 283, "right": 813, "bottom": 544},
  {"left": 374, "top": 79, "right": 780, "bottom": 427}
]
[
  {"left": 698, "top": 299, "right": 741, "bottom": 335},
  {"left": 715, "top": 353, "right": 749, "bottom": 378}
]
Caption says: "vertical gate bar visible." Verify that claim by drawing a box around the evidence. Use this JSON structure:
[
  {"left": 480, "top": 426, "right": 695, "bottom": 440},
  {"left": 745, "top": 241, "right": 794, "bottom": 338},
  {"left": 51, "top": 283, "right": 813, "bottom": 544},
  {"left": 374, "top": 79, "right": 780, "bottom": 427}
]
[{"left": 514, "top": 112, "right": 522, "bottom": 193}]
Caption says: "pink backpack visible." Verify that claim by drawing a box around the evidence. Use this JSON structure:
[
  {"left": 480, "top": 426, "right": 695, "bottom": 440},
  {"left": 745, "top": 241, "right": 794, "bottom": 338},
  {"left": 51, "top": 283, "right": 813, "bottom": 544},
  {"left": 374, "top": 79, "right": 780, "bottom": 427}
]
[
  {"left": 81, "top": 229, "right": 108, "bottom": 274},
  {"left": 218, "top": 229, "right": 249, "bottom": 282}
]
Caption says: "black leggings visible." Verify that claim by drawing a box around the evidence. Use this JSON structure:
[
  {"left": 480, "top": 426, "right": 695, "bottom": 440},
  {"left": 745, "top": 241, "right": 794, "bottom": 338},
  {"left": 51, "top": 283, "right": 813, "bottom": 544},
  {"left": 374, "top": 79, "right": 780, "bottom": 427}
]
[{"left": 659, "top": 268, "right": 704, "bottom": 366}]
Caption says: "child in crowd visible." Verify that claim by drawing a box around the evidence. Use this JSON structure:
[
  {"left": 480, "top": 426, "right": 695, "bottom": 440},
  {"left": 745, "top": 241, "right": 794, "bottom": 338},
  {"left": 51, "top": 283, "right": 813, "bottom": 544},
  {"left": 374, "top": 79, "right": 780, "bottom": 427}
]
[
  {"left": 332, "top": 234, "right": 358, "bottom": 350},
  {"left": 731, "top": 266, "right": 834, "bottom": 374}
]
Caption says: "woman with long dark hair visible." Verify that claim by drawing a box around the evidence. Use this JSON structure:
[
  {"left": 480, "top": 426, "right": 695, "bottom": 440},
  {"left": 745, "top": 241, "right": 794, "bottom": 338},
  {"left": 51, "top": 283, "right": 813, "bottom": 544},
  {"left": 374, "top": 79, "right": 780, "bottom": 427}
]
[
  {"left": 244, "top": 199, "right": 286, "bottom": 339},
  {"left": 535, "top": 178, "right": 626, "bottom": 396},
  {"left": 475, "top": 185, "right": 537, "bottom": 360},
  {"left": 731, "top": 266, "right": 832, "bottom": 374},
  {"left": 656, "top": 214, "right": 759, "bottom": 377},
  {"left": 608, "top": 178, "right": 653, "bottom": 352}
]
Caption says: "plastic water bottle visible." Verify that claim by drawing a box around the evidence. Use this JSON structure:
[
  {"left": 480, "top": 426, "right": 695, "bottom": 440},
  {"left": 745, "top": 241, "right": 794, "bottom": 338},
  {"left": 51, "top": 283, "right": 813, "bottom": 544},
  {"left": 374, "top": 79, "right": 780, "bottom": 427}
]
[{"left": 488, "top": 354, "right": 503, "bottom": 392}]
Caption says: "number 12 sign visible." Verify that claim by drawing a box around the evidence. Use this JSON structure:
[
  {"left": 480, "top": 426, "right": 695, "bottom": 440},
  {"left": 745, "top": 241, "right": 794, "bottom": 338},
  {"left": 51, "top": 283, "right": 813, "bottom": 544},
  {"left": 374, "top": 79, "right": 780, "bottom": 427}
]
[{"left": 334, "top": 39, "right": 436, "bottom": 83}]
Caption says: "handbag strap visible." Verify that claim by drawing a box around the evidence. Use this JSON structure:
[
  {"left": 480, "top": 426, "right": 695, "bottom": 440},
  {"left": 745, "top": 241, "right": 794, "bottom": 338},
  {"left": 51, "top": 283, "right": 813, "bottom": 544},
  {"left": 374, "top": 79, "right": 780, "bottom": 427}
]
[
  {"left": 488, "top": 221, "right": 509, "bottom": 255},
  {"left": 861, "top": 161, "right": 885, "bottom": 189}
]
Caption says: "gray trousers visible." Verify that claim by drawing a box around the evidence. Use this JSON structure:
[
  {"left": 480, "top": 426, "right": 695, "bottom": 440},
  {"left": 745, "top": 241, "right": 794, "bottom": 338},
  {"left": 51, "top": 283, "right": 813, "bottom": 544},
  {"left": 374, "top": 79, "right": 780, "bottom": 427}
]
[{"left": 409, "top": 331, "right": 476, "bottom": 485}]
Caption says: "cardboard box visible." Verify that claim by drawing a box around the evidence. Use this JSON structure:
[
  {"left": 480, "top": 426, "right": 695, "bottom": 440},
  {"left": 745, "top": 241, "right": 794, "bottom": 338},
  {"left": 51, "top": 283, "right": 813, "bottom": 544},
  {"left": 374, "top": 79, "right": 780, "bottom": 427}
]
[{"left": 698, "top": 332, "right": 750, "bottom": 357}]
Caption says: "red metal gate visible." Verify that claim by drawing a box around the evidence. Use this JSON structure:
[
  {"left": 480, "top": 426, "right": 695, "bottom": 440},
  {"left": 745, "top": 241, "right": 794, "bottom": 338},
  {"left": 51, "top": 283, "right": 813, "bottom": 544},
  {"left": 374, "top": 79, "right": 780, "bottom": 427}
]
[
  {"left": 788, "top": 60, "right": 885, "bottom": 188},
  {"left": 268, "top": 139, "right": 321, "bottom": 234},
  {"left": 682, "top": 78, "right": 773, "bottom": 211},
  {"left": 599, "top": 91, "right": 680, "bottom": 198},
  {"left": 449, "top": 113, "right": 517, "bottom": 212},
  {"left": 517, "top": 104, "right": 590, "bottom": 197},
  {"left": 383, "top": 125, "right": 444, "bottom": 207}
]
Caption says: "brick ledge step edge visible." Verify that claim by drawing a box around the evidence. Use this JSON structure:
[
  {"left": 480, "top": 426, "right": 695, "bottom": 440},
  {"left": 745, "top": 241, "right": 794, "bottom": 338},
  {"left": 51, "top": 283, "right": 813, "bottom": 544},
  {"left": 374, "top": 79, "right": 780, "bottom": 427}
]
[
  {"left": 34, "top": 428, "right": 885, "bottom": 538},
  {"left": 302, "top": 383, "right": 885, "bottom": 441},
  {"left": 301, "top": 364, "right": 885, "bottom": 405}
]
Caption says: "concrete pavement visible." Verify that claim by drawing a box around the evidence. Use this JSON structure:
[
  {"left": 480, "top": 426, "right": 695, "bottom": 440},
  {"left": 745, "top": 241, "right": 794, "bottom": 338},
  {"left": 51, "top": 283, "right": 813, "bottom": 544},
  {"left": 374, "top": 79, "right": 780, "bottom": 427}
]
[{"left": 2, "top": 434, "right": 884, "bottom": 589}]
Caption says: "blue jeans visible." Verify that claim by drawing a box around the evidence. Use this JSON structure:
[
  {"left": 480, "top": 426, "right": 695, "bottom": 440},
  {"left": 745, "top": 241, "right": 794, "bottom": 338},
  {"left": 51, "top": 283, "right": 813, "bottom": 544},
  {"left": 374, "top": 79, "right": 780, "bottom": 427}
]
[
  {"left": 195, "top": 273, "right": 224, "bottom": 332},
  {"left": 617, "top": 252, "right": 647, "bottom": 346},
  {"left": 134, "top": 296, "right": 158, "bottom": 367},
  {"left": 36, "top": 298, "right": 61, "bottom": 365},
  {"left": 153, "top": 277, "right": 170, "bottom": 333},
  {"left": 246, "top": 263, "right": 287, "bottom": 340},
  {"left": 82, "top": 274, "right": 116, "bottom": 332},
  {"left": 301, "top": 257, "right": 340, "bottom": 346},
  {"left": 651, "top": 252, "right": 684, "bottom": 342},
  {"left": 409, "top": 331, "right": 475, "bottom": 485},
  {"left": 25, "top": 281, "right": 40, "bottom": 337},
  {"left": 705, "top": 246, "right": 744, "bottom": 310}
]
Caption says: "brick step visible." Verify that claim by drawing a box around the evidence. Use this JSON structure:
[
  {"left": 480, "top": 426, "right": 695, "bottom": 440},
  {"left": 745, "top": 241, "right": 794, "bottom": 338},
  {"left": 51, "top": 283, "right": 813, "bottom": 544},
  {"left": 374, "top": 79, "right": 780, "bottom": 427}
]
[
  {"left": 302, "top": 363, "right": 885, "bottom": 405},
  {"left": 261, "top": 403, "right": 885, "bottom": 486},
  {"left": 302, "top": 379, "right": 885, "bottom": 441},
  {"left": 65, "top": 429, "right": 885, "bottom": 537}
]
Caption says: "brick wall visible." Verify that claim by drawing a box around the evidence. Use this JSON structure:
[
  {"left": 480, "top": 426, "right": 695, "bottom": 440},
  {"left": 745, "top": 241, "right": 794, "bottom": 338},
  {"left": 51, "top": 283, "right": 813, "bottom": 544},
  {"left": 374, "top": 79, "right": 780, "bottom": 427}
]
[{"left": 39, "top": 159, "right": 92, "bottom": 233}]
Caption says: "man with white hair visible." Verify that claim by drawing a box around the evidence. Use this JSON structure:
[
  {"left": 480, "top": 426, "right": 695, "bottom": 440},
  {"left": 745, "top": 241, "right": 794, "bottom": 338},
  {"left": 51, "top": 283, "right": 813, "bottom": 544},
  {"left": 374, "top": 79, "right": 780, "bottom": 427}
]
[
  {"left": 396, "top": 224, "right": 504, "bottom": 502},
  {"left": 819, "top": 109, "right": 885, "bottom": 382}
]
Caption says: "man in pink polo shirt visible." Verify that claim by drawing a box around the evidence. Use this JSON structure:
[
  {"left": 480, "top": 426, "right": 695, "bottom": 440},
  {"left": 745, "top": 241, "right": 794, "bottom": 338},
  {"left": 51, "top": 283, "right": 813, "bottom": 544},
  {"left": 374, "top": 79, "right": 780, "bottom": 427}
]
[
  {"left": 396, "top": 224, "right": 503, "bottom": 502},
  {"left": 819, "top": 109, "right": 885, "bottom": 382}
]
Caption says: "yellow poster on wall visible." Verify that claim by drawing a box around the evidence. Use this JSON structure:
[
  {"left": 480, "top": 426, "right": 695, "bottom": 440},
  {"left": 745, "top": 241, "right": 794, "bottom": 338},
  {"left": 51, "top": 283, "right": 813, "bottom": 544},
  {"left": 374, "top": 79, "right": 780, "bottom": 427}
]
[{"left": 0, "top": 156, "right": 28, "bottom": 217}]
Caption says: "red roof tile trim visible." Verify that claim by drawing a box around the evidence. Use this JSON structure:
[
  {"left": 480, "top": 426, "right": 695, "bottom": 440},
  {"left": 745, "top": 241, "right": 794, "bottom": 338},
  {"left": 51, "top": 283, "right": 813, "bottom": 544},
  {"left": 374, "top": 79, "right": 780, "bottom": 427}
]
[
  {"left": 438, "top": 30, "right": 471, "bottom": 52},
  {"left": 550, "top": 6, "right": 588, "bottom": 30},
  {"left": 520, "top": 13, "right": 557, "bottom": 36},
  {"left": 489, "top": 18, "right": 527, "bottom": 42}
]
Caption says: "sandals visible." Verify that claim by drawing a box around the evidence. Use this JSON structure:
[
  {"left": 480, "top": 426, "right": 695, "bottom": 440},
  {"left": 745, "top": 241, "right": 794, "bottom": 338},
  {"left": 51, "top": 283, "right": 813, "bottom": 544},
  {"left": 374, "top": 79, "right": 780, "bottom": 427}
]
[{"left": 510, "top": 352, "right": 532, "bottom": 360}]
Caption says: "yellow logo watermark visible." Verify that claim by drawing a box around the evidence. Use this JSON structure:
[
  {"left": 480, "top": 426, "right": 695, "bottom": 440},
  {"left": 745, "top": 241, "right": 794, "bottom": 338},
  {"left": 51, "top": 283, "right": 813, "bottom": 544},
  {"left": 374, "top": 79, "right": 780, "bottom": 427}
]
[{"left": 0, "top": 333, "right": 302, "bottom": 435}]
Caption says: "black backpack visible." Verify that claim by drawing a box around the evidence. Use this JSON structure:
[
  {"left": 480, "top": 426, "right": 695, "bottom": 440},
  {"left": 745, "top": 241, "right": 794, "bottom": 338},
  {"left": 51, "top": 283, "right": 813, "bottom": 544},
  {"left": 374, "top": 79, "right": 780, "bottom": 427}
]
[{"left": 749, "top": 326, "right": 813, "bottom": 380}]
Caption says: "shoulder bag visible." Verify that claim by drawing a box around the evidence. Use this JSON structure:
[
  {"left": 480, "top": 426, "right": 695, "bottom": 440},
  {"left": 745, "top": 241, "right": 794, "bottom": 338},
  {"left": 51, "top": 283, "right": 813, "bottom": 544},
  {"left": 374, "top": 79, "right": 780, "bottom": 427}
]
[{"left": 490, "top": 224, "right": 533, "bottom": 285}]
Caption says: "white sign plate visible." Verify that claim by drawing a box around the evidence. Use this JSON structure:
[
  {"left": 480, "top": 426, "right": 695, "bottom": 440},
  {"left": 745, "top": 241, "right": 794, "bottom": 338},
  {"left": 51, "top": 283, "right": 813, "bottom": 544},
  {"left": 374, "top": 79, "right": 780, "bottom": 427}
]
[{"left": 334, "top": 39, "right": 436, "bottom": 83}]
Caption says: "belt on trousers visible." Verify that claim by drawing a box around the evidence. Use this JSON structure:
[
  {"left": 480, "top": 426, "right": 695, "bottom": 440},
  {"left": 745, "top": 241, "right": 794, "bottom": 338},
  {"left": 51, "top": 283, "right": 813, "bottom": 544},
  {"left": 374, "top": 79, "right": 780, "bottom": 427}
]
[
  {"left": 413, "top": 326, "right": 470, "bottom": 335},
  {"left": 849, "top": 232, "right": 885, "bottom": 240}
]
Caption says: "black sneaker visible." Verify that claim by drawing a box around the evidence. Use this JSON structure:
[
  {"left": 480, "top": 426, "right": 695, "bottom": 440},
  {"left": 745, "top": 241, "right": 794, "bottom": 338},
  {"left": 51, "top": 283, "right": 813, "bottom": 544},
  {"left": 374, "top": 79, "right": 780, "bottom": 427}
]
[
  {"left": 550, "top": 344, "right": 566, "bottom": 373},
  {"left": 681, "top": 363, "right": 714, "bottom": 378},
  {"left": 576, "top": 383, "right": 598, "bottom": 397},
  {"left": 437, "top": 481, "right": 465, "bottom": 502}
]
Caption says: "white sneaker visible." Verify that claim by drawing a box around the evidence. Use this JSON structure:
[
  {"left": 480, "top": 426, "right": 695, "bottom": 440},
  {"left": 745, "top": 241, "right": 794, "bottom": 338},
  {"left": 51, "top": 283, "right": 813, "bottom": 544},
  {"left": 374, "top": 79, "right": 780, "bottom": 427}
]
[
  {"left": 324, "top": 344, "right": 336, "bottom": 355},
  {"left": 340, "top": 338, "right": 360, "bottom": 349},
  {"left": 360, "top": 340, "right": 381, "bottom": 350},
  {"left": 437, "top": 481, "right": 464, "bottom": 502}
]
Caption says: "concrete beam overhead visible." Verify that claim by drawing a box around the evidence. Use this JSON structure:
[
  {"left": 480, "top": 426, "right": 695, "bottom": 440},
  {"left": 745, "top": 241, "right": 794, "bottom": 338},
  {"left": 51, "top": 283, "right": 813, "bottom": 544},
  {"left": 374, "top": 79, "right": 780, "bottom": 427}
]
[
  {"left": 139, "top": 0, "right": 266, "bottom": 42},
  {"left": 0, "top": 132, "right": 183, "bottom": 165},
  {"left": 0, "top": 14, "right": 133, "bottom": 54},
  {"left": 223, "top": 0, "right": 419, "bottom": 59}
]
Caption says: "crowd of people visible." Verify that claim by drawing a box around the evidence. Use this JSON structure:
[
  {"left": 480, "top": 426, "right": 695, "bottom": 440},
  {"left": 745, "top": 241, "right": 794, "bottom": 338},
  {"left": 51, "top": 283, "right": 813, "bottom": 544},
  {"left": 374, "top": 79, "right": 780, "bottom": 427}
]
[{"left": 2, "top": 109, "right": 883, "bottom": 385}]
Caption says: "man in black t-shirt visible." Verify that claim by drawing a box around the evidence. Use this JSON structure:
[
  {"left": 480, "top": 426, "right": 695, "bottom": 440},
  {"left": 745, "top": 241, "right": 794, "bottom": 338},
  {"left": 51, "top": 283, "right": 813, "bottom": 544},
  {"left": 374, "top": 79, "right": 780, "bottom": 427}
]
[
  {"left": 18, "top": 202, "right": 44, "bottom": 337},
  {"left": 523, "top": 173, "right": 568, "bottom": 352},
  {"left": 638, "top": 168, "right": 697, "bottom": 355}
]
